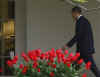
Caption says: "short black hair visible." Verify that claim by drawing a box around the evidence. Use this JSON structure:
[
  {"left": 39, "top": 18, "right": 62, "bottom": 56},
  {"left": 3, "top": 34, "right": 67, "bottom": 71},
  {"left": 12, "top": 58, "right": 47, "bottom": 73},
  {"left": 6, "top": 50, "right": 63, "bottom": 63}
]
[{"left": 72, "top": 6, "right": 82, "bottom": 13}]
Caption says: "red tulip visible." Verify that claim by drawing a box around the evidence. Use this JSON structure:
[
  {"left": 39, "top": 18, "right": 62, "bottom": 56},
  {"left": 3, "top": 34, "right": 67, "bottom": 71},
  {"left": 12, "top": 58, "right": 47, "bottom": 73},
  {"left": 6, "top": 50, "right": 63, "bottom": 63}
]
[
  {"left": 37, "top": 68, "right": 40, "bottom": 72},
  {"left": 86, "top": 61, "right": 92, "bottom": 70},
  {"left": 66, "top": 57, "right": 71, "bottom": 63},
  {"left": 45, "top": 55, "right": 49, "bottom": 60},
  {"left": 53, "top": 52, "right": 56, "bottom": 57},
  {"left": 71, "top": 56, "right": 78, "bottom": 62},
  {"left": 40, "top": 53, "right": 45, "bottom": 60},
  {"left": 45, "top": 51, "right": 49, "bottom": 56},
  {"left": 64, "top": 50, "right": 68, "bottom": 55},
  {"left": 33, "top": 62, "right": 38, "bottom": 68},
  {"left": 69, "top": 53, "right": 74, "bottom": 58},
  {"left": 12, "top": 59, "right": 17, "bottom": 64},
  {"left": 77, "top": 59, "right": 84, "bottom": 64},
  {"left": 7, "top": 60, "right": 13, "bottom": 67},
  {"left": 82, "top": 73, "right": 87, "bottom": 77},
  {"left": 63, "top": 58, "right": 67, "bottom": 64},
  {"left": 51, "top": 48, "right": 55, "bottom": 54},
  {"left": 75, "top": 52, "right": 80, "bottom": 57},
  {"left": 21, "top": 52, "right": 29, "bottom": 62},
  {"left": 28, "top": 51, "right": 34, "bottom": 60},
  {"left": 35, "top": 49, "right": 41, "bottom": 57},
  {"left": 66, "top": 63, "right": 71, "bottom": 68},
  {"left": 21, "top": 52, "right": 27, "bottom": 57},
  {"left": 50, "top": 72, "right": 54, "bottom": 77},
  {"left": 28, "top": 50, "right": 39, "bottom": 61},
  {"left": 51, "top": 48, "right": 55, "bottom": 52},
  {"left": 56, "top": 49, "right": 62, "bottom": 55},
  {"left": 51, "top": 48, "right": 56, "bottom": 57},
  {"left": 57, "top": 54, "right": 62, "bottom": 59},
  {"left": 49, "top": 57, "right": 54, "bottom": 63},
  {"left": 61, "top": 54, "right": 65, "bottom": 58},
  {"left": 49, "top": 51, "right": 55, "bottom": 58},
  {"left": 33, "top": 56, "right": 38, "bottom": 61},
  {"left": 52, "top": 64, "right": 56, "bottom": 68},
  {"left": 22, "top": 66, "right": 28, "bottom": 74},
  {"left": 14, "top": 56, "right": 18, "bottom": 61},
  {"left": 57, "top": 58, "right": 61, "bottom": 64},
  {"left": 24, "top": 57, "right": 29, "bottom": 62},
  {"left": 47, "top": 62, "right": 51, "bottom": 66},
  {"left": 19, "top": 64, "right": 24, "bottom": 69},
  {"left": 0, "top": 68, "right": 2, "bottom": 72},
  {"left": 10, "top": 55, "right": 18, "bottom": 64}
]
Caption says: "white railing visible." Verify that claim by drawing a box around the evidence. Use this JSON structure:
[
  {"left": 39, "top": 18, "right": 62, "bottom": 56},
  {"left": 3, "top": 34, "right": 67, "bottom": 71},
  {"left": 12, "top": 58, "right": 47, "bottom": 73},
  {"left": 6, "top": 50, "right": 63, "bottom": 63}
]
[{"left": 64, "top": 0, "right": 100, "bottom": 13}]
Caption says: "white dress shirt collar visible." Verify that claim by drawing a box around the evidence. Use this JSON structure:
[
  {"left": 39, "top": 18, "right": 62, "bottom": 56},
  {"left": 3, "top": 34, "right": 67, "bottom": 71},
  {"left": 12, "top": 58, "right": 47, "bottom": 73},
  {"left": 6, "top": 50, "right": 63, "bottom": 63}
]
[{"left": 77, "top": 15, "right": 82, "bottom": 20}]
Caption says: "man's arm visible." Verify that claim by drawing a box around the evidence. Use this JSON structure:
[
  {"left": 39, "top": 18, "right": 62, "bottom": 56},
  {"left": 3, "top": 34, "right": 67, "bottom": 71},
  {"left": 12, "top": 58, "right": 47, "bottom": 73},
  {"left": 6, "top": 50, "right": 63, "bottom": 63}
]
[
  {"left": 66, "top": 22, "right": 84, "bottom": 48},
  {"left": 66, "top": 35, "right": 78, "bottom": 48}
]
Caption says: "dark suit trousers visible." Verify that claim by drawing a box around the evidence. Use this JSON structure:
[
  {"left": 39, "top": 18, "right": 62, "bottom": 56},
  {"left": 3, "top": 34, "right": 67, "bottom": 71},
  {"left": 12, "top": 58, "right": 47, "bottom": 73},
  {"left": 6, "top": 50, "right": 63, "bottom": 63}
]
[
  {"left": 83, "top": 55, "right": 99, "bottom": 77},
  {"left": 73, "top": 54, "right": 99, "bottom": 77},
  {"left": 83, "top": 55, "right": 96, "bottom": 68}
]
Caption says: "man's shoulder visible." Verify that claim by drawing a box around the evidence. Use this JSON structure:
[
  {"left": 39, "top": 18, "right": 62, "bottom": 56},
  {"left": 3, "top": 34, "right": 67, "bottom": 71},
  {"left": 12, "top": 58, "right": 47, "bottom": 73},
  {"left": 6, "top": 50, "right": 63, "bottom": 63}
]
[
  {"left": 78, "top": 16, "right": 90, "bottom": 24},
  {"left": 76, "top": 16, "right": 91, "bottom": 27},
  {"left": 80, "top": 16, "right": 89, "bottom": 22}
]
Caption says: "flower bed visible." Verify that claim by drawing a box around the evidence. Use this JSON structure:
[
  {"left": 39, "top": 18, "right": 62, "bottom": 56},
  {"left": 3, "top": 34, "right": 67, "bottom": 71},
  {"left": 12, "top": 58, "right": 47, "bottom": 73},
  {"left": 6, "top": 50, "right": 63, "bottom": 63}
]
[{"left": 7, "top": 48, "right": 91, "bottom": 77}]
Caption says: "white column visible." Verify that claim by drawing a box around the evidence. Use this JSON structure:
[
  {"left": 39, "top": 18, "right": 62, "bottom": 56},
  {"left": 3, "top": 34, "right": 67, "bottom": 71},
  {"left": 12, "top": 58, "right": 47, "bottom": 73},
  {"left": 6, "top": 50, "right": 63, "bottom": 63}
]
[{"left": 15, "top": 0, "right": 27, "bottom": 56}]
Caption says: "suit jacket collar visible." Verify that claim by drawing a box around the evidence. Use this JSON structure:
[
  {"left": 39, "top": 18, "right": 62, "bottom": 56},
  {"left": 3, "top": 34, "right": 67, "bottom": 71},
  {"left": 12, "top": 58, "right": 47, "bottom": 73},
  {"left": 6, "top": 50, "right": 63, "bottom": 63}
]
[
  {"left": 76, "top": 16, "right": 84, "bottom": 23},
  {"left": 77, "top": 15, "right": 83, "bottom": 20}
]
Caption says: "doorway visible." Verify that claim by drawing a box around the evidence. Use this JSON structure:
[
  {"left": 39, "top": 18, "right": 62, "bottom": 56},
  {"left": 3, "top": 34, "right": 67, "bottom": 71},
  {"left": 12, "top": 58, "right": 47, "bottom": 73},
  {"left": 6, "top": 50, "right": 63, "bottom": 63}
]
[{"left": 0, "top": 0, "right": 15, "bottom": 76}]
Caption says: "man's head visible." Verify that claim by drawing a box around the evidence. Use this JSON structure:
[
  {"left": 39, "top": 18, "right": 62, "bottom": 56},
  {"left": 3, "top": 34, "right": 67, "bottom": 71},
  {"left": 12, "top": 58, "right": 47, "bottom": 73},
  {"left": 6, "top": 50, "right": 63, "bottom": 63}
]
[{"left": 72, "top": 6, "right": 82, "bottom": 20}]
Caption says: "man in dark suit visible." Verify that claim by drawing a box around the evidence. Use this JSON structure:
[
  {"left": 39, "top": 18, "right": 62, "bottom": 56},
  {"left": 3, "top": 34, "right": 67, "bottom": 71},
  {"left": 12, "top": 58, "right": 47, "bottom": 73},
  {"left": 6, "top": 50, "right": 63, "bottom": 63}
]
[{"left": 63, "top": 6, "right": 100, "bottom": 77}]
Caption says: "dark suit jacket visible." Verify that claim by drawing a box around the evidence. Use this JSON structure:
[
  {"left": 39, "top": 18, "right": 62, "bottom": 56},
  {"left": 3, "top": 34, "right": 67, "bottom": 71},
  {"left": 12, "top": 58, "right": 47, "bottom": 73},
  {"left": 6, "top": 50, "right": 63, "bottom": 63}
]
[{"left": 66, "top": 16, "right": 95, "bottom": 57}]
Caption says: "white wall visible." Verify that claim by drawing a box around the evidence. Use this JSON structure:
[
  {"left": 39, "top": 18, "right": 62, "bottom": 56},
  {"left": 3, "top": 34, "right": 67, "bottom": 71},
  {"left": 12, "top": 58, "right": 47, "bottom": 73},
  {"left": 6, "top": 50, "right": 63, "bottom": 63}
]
[{"left": 26, "top": 0, "right": 75, "bottom": 51}]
